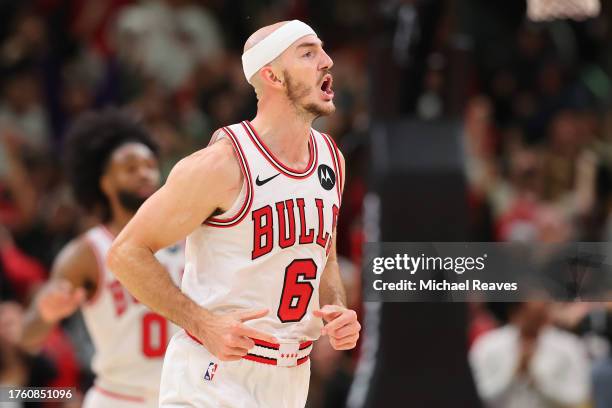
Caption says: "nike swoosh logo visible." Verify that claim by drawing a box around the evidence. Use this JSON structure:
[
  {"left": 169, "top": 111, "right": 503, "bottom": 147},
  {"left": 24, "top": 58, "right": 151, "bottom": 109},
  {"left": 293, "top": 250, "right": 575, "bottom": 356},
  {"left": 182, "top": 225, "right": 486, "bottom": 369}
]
[{"left": 255, "top": 173, "right": 280, "bottom": 186}]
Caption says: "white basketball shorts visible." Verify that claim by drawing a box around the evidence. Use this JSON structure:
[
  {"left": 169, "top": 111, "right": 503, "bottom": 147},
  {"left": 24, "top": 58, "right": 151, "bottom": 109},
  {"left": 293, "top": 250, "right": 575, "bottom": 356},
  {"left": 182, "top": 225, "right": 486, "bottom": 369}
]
[{"left": 159, "top": 330, "right": 312, "bottom": 407}]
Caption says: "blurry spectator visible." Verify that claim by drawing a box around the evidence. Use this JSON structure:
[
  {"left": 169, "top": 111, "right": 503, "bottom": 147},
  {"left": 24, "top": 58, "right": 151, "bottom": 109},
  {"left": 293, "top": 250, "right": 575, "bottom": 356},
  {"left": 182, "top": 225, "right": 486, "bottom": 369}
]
[
  {"left": 464, "top": 96, "right": 498, "bottom": 198},
  {"left": 534, "top": 204, "right": 574, "bottom": 243},
  {"left": 0, "top": 11, "right": 46, "bottom": 65},
  {"left": 13, "top": 153, "right": 80, "bottom": 269},
  {"left": 70, "top": 0, "right": 133, "bottom": 59},
  {"left": 468, "top": 302, "right": 499, "bottom": 348},
  {"left": 114, "top": 0, "right": 224, "bottom": 91},
  {"left": 59, "top": 59, "right": 99, "bottom": 126},
  {"left": 416, "top": 54, "right": 446, "bottom": 120},
  {"left": 470, "top": 302, "right": 590, "bottom": 408},
  {"left": 541, "top": 110, "right": 586, "bottom": 202},
  {"left": 0, "top": 301, "right": 58, "bottom": 407},
  {"left": 0, "top": 130, "right": 37, "bottom": 231},
  {"left": 563, "top": 302, "right": 612, "bottom": 408},
  {"left": 0, "top": 66, "right": 51, "bottom": 156},
  {"left": 561, "top": 302, "right": 612, "bottom": 408},
  {"left": 0, "top": 225, "right": 45, "bottom": 303},
  {"left": 0, "top": 126, "right": 80, "bottom": 267},
  {"left": 494, "top": 146, "right": 543, "bottom": 242}
]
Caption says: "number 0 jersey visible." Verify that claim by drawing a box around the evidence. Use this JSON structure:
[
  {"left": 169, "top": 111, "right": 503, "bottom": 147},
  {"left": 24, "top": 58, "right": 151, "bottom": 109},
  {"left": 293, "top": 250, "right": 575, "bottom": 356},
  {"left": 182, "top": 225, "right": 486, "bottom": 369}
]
[
  {"left": 182, "top": 121, "right": 343, "bottom": 342},
  {"left": 81, "top": 225, "right": 184, "bottom": 394}
]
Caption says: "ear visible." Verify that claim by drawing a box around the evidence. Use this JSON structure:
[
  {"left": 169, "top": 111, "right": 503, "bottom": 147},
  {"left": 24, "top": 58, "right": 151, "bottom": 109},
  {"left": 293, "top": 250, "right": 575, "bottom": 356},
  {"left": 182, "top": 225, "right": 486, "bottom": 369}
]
[{"left": 259, "top": 66, "right": 284, "bottom": 88}]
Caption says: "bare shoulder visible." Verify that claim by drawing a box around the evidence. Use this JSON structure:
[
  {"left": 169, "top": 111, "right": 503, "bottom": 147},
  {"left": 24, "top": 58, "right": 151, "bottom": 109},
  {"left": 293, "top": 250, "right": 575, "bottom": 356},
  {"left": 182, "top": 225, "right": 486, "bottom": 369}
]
[
  {"left": 168, "top": 137, "right": 242, "bottom": 190},
  {"left": 112, "top": 131, "right": 245, "bottom": 252},
  {"left": 51, "top": 235, "right": 98, "bottom": 293}
]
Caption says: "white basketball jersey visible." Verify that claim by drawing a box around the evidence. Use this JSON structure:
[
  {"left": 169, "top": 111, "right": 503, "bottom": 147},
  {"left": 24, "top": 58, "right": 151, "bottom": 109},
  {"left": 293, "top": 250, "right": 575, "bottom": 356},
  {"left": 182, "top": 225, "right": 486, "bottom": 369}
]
[
  {"left": 182, "top": 121, "right": 343, "bottom": 342},
  {"left": 81, "top": 225, "right": 184, "bottom": 393}
]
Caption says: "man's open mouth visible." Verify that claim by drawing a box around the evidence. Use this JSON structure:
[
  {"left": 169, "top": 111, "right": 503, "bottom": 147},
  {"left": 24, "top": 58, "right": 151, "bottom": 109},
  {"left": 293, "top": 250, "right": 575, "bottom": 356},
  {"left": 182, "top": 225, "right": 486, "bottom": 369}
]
[{"left": 320, "top": 75, "right": 334, "bottom": 99}]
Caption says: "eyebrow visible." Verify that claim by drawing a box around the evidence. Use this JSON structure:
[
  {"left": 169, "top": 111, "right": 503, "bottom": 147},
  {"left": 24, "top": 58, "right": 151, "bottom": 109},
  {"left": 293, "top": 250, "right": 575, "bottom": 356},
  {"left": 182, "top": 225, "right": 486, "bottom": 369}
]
[{"left": 297, "top": 41, "right": 323, "bottom": 49}]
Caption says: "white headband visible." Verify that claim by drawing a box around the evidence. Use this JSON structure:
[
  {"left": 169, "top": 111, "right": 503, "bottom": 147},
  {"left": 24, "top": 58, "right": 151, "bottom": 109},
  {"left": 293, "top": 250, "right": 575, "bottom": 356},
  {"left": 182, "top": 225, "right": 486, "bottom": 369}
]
[{"left": 242, "top": 20, "right": 317, "bottom": 83}]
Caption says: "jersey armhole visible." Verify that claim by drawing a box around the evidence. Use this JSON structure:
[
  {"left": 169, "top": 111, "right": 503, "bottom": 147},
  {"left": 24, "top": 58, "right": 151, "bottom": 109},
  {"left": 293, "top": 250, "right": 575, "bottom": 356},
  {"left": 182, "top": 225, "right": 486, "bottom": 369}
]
[
  {"left": 82, "top": 236, "right": 104, "bottom": 307},
  {"left": 320, "top": 132, "right": 343, "bottom": 206},
  {"left": 207, "top": 177, "right": 247, "bottom": 222},
  {"left": 204, "top": 126, "right": 254, "bottom": 228}
]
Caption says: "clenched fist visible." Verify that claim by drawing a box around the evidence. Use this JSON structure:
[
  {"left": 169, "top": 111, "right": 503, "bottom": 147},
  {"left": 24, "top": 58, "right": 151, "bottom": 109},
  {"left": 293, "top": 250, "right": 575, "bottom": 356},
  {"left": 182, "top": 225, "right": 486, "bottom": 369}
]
[
  {"left": 314, "top": 305, "right": 360, "bottom": 350},
  {"left": 37, "top": 279, "right": 87, "bottom": 324},
  {"left": 192, "top": 308, "right": 278, "bottom": 361}
]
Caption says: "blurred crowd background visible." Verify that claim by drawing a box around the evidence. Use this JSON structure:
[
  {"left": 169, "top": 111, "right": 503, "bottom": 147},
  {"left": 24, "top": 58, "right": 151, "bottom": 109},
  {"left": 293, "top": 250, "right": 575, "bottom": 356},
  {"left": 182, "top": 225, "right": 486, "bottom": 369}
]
[{"left": 1, "top": 0, "right": 612, "bottom": 407}]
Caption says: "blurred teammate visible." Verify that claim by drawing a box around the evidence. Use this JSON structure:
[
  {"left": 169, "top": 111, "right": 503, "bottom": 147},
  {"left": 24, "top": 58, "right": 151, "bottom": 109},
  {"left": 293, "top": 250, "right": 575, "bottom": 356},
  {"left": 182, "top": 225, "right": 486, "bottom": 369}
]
[
  {"left": 20, "top": 110, "right": 184, "bottom": 407},
  {"left": 108, "top": 20, "right": 360, "bottom": 407}
]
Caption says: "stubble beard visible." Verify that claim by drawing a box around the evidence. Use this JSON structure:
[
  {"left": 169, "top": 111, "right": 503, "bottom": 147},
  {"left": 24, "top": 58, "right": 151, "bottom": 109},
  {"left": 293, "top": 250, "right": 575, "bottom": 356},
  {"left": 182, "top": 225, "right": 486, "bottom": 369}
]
[{"left": 283, "top": 70, "right": 335, "bottom": 119}]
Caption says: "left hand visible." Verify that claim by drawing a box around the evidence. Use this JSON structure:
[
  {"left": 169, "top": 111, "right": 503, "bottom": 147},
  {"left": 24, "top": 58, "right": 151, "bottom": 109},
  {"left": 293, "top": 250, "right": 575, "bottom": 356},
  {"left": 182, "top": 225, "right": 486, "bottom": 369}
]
[{"left": 313, "top": 305, "right": 360, "bottom": 350}]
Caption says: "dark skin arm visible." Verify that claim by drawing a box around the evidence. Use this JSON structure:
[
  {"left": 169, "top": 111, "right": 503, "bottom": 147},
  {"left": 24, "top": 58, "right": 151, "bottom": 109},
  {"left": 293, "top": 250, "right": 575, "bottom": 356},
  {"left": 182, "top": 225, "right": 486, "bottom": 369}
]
[{"left": 20, "top": 237, "right": 96, "bottom": 353}]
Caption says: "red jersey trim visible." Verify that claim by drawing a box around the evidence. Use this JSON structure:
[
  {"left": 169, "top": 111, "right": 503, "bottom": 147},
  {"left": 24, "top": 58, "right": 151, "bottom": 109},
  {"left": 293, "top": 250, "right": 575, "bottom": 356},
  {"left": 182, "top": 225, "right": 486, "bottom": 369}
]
[
  {"left": 242, "top": 354, "right": 310, "bottom": 366},
  {"left": 322, "top": 132, "right": 343, "bottom": 194},
  {"left": 252, "top": 338, "right": 313, "bottom": 350},
  {"left": 319, "top": 132, "right": 343, "bottom": 206},
  {"left": 204, "top": 126, "right": 254, "bottom": 227},
  {"left": 242, "top": 121, "right": 318, "bottom": 179},
  {"left": 243, "top": 354, "right": 278, "bottom": 365}
]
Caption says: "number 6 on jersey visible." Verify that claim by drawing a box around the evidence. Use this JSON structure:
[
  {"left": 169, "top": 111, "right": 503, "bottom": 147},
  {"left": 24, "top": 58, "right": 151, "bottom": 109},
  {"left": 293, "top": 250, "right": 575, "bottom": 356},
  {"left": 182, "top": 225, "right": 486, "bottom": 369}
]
[{"left": 277, "top": 259, "right": 317, "bottom": 322}]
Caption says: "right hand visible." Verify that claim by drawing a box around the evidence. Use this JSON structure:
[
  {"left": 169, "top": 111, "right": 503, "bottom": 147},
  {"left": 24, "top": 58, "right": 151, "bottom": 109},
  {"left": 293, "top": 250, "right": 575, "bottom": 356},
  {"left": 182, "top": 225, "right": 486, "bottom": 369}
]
[
  {"left": 194, "top": 308, "right": 278, "bottom": 361},
  {"left": 37, "top": 279, "right": 87, "bottom": 324}
]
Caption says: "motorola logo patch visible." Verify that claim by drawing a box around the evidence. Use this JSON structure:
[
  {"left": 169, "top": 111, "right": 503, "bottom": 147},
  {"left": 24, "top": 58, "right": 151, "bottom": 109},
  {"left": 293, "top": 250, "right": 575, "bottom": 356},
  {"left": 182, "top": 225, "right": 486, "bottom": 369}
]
[{"left": 317, "top": 164, "right": 336, "bottom": 190}]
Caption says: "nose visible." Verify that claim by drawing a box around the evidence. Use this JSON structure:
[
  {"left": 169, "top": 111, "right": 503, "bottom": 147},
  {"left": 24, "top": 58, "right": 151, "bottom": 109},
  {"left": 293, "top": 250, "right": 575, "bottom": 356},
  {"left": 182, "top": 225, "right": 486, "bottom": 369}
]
[{"left": 320, "top": 50, "right": 333, "bottom": 71}]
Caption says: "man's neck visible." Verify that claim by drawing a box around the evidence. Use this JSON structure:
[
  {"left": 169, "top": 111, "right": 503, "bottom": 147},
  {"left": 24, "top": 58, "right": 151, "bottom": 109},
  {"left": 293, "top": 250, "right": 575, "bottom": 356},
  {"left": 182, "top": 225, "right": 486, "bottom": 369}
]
[
  {"left": 250, "top": 100, "right": 314, "bottom": 166},
  {"left": 105, "top": 208, "right": 134, "bottom": 237}
]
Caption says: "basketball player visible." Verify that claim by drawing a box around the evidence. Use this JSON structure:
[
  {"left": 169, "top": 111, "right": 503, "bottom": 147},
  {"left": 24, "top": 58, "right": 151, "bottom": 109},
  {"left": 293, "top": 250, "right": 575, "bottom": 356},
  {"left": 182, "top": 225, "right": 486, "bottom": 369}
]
[
  {"left": 108, "top": 20, "right": 360, "bottom": 407},
  {"left": 20, "top": 110, "right": 184, "bottom": 407}
]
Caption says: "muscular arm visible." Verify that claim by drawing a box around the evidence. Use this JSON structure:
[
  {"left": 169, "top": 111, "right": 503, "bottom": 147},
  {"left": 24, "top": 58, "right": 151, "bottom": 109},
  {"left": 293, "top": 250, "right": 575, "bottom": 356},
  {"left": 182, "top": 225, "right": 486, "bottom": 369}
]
[
  {"left": 319, "top": 150, "right": 347, "bottom": 307},
  {"left": 319, "top": 233, "right": 346, "bottom": 307},
  {"left": 20, "top": 238, "right": 95, "bottom": 353},
  {"left": 107, "top": 138, "right": 277, "bottom": 360},
  {"left": 315, "top": 150, "right": 360, "bottom": 350},
  {"left": 107, "top": 140, "right": 238, "bottom": 333}
]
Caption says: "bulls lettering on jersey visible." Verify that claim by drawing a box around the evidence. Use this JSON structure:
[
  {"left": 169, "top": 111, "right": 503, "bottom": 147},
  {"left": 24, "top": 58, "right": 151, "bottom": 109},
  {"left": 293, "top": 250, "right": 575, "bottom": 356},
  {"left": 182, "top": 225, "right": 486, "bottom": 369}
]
[
  {"left": 182, "top": 121, "right": 342, "bottom": 341},
  {"left": 82, "top": 226, "right": 184, "bottom": 392},
  {"left": 251, "top": 198, "right": 339, "bottom": 259}
]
